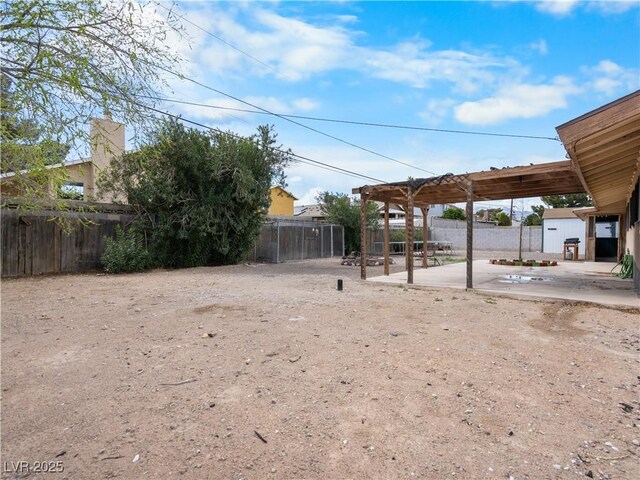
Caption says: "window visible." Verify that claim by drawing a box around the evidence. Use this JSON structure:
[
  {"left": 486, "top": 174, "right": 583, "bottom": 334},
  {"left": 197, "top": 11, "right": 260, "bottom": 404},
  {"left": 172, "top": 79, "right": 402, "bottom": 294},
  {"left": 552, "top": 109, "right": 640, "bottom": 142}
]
[{"left": 59, "top": 181, "right": 84, "bottom": 200}]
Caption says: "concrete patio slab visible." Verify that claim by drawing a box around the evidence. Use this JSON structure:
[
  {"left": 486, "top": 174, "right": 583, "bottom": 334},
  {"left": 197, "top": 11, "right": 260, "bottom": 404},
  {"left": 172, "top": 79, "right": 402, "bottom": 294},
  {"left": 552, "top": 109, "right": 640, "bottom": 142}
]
[{"left": 368, "top": 259, "right": 639, "bottom": 308}]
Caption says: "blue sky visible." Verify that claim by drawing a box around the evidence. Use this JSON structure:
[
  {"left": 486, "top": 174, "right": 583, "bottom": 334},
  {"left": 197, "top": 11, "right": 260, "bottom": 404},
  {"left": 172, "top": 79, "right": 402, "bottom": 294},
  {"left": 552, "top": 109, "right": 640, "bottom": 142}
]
[{"left": 155, "top": 0, "right": 639, "bottom": 211}]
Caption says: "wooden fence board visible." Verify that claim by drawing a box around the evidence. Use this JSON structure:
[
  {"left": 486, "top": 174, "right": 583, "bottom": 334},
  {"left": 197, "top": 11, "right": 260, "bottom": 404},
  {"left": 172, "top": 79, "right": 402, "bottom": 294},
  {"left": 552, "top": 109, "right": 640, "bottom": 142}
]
[{"left": 1, "top": 207, "right": 136, "bottom": 277}]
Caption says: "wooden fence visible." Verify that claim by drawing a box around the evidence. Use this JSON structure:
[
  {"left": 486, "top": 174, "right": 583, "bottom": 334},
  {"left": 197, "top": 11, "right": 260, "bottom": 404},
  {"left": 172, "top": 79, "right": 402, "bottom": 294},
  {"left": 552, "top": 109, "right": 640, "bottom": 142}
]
[
  {"left": 1, "top": 204, "right": 345, "bottom": 277},
  {"left": 1, "top": 202, "right": 136, "bottom": 277}
]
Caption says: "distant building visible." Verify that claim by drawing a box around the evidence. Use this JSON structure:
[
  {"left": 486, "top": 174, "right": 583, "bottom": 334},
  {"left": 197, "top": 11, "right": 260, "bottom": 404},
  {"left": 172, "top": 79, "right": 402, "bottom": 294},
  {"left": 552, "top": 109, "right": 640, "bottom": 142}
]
[
  {"left": 294, "top": 204, "right": 326, "bottom": 222},
  {"left": 542, "top": 208, "right": 588, "bottom": 255},
  {"left": 1, "top": 113, "right": 125, "bottom": 202},
  {"left": 268, "top": 186, "right": 297, "bottom": 216}
]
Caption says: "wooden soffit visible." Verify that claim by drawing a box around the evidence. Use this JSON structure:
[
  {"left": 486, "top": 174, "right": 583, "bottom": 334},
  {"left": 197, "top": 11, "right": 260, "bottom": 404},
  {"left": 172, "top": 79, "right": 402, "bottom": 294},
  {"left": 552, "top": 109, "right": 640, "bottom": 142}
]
[
  {"left": 353, "top": 160, "right": 584, "bottom": 206},
  {"left": 556, "top": 90, "right": 640, "bottom": 214}
]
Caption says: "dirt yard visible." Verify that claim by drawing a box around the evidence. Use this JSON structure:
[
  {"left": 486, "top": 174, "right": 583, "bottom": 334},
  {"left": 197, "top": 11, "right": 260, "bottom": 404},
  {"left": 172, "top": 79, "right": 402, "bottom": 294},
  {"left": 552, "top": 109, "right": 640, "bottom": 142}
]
[{"left": 1, "top": 258, "right": 638, "bottom": 479}]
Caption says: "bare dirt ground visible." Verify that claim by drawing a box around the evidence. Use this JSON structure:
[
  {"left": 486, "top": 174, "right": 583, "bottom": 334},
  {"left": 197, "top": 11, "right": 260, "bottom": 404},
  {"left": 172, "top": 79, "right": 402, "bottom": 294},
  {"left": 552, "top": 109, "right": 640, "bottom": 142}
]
[{"left": 1, "top": 256, "right": 639, "bottom": 480}]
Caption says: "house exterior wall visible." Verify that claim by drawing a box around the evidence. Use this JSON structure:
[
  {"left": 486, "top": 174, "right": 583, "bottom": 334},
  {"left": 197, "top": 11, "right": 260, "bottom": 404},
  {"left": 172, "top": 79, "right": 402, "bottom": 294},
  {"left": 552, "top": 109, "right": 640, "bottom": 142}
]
[
  {"left": 268, "top": 187, "right": 295, "bottom": 216},
  {"left": 1, "top": 115, "right": 125, "bottom": 202},
  {"left": 65, "top": 163, "right": 95, "bottom": 200},
  {"left": 542, "top": 218, "right": 585, "bottom": 254}
]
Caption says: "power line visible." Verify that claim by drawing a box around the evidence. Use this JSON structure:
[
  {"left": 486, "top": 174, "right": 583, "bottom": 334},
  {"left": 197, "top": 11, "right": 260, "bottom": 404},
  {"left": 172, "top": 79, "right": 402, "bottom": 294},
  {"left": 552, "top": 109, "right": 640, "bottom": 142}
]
[
  {"left": 154, "top": 66, "right": 438, "bottom": 176},
  {"left": 145, "top": 95, "right": 560, "bottom": 142},
  {"left": 158, "top": 3, "right": 279, "bottom": 76},
  {"left": 137, "top": 102, "right": 385, "bottom": 183}
]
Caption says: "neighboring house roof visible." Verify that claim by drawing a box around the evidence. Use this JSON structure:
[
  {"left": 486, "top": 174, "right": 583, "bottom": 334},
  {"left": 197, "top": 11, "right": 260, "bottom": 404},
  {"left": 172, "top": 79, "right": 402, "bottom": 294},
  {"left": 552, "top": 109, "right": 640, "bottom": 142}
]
[
  {"left": 270, "top": 186, "right": 298, "bottom": 200},
  {"left": 0, "top": 157, "right": 92, "bottom": 180},
  {"left": 542, "top": 208, "right": 590, "bottom": 220},
  {"left": 294, "top": 204, "right": 324, "bottom": 218}
]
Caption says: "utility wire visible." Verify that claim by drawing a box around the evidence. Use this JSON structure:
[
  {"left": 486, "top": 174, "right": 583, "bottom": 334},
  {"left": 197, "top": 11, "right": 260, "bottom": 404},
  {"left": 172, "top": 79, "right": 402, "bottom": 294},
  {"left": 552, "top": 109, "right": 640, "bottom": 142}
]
[
  {"left": 144, "top": 95, "right": 560, "bottom": 142},
  {"left": 155, "top": 4, "right": 558, "bottom": 143},
  {"left": 137, "top": 102, "right": 385, "bottom": 183},
  {"left": 158, "top": 3, "right": 279, "bottom": 75},
  {"left": 154, "top": 66, "right": 437, "bottom": 175}
]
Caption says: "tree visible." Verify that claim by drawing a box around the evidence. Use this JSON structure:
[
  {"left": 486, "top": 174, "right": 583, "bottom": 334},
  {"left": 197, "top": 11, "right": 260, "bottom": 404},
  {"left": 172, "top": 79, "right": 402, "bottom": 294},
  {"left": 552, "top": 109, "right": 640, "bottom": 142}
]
[
  {"left": 98, "top": 121, "right": 293, "bottom": 268},
  {"left": 494, "top": 211, "right": 511, "bottom": 226},
  {"left": 1, "top": 0, "right": 183, "bottom": 203},
  {"left": 523, "top": 213, "right": 542, "bottom": 226},
  {"left": 531, "top": 204, "right": 545, "bottom": 218},
  {"left": 441, "top": 206, "right": 466, "bottom": 220},
  {"left": 476, "top": 207, "right": 502, "bottom": 222},
  {"left": 316, "top": 192, "right": 379, "bottom": 253},
  {"left": 541, "top": 194, "right": 592, "bottom": 208}
]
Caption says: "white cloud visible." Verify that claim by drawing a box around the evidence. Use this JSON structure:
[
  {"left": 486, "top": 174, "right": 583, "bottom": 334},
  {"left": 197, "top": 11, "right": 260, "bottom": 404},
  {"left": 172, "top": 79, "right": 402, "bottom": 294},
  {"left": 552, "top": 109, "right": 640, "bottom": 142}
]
[
  {"left": 335, "top": 14, "right": 359, "bottom": 24},
  {"left": 244, "top": 96, "right": 291, "bottom": 113},
  {"left": 292, "top": 98, "right": 321, "bottom": 111},
  {"left": 454, "top": 77, "right": 581, "bottom": 125},
  {"left": 172, "top": 95, "right": 322, "bottom": 122},
  {"left": 585, "top": 1, "right": 639, "bottom": 14},
  {"left": 360, "top": 43, "right": 510, "bottom": 93},
  {"left": 583, "top": 60, "right": 640, "bottom": 95},
  {"left": 179, "top": 3, "right": 521, "bottom": 93},
  {"left": 295, "top": 187, "right": 326, "bottom": 205},
  {"left": 530, "top": 39, "right": 548, "bottom": 55},
  {"left": 249, "top": 9, "right": 353, "bottom": 81},
  {"left": 418, "top": 98, "right": 455, "bottom": 125},
  {"left": 535, "top": 1, "right": 580, "bottom": 16},
  {"left": 534, "top": 0, "right": 638, "bottom": 16}
]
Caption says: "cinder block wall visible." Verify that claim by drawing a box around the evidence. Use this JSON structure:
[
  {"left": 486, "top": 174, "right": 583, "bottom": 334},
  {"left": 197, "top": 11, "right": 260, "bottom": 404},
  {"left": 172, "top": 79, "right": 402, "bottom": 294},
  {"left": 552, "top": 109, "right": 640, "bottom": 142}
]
[{"left": 430, "top": 226, "right": 542, "bottom": 251}]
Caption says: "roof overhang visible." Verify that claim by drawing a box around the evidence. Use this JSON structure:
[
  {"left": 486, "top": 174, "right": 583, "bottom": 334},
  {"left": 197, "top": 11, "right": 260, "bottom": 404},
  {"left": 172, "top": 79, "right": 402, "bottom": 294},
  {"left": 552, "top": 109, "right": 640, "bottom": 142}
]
[
  {"left": 556, "top": 90, "right": 640, "bottom": 215},
  {"left": 353, "top": 160, "right": 584, "bottom": 206}
]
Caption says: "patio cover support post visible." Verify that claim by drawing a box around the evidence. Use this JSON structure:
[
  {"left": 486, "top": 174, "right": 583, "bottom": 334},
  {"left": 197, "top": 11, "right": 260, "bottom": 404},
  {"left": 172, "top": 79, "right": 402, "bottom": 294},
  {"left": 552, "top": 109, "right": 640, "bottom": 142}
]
[
  {"left": 384, "top": 202, "right": 390, "bottom": 276},
  {"left": 466, "top": 181, "right": 474, "bottom": 289},
  {"left": 406, "top": 187, "right": 414, "bottom": 284},
  {"left": 421, "top": 207, "right": 429, "bottom": 269},
  {"left": 360, "top": 192, "right": 369, "bottom": 280}
]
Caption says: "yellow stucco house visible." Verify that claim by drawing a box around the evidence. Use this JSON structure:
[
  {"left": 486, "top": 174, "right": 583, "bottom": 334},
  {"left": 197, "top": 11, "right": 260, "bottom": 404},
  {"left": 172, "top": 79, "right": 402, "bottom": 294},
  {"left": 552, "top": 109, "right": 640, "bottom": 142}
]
[{"left": 268, "top": 186, "right": 297, "bottom": 216}]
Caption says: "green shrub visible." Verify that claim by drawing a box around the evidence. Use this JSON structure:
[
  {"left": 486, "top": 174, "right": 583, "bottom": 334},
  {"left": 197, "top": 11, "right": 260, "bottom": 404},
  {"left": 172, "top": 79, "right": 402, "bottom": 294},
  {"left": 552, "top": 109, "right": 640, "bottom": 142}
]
[{"left": 101, "top": 225, "right": 151, "bottom": 273}]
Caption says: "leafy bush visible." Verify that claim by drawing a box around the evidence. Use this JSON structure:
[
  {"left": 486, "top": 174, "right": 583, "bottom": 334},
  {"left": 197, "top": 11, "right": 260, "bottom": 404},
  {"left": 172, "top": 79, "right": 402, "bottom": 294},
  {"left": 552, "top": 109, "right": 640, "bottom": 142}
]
[
  {"left": 98, "top": 121, "right": 292, "bottom": 268},
  {"left": 441, "top": 206, "right": 465, "bottom": 220},
  {"left": 101, "top": 225, "right": 151, "bottom": 273},
  {"left": 315, "top": 191, "right": 380, "bottom": 253}
]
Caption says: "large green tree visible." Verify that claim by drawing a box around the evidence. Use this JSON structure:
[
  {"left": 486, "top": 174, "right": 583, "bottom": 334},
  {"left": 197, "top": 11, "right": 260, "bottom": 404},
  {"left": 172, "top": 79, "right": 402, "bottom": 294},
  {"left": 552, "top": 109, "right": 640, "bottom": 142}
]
[
  {"left": 494, "top": 211, "right": 511, "bottom": 226},
  {"left": 541, "top": 194, "right": 592, "bottom": 208},
  {"left": 441, "top": 206, "right": 466, "bottom": 221},
  {"left": 1, "top": 0, "right": 182, "bottom": 203},
  {"left": 316, "top": 192, "right": 380, "bottom": 254},
  {"left": 98, "top": 121, "right": 293, "bottom": 268},
  {"left": 523, "top": 213, "right": 542, "bottom": 226}
]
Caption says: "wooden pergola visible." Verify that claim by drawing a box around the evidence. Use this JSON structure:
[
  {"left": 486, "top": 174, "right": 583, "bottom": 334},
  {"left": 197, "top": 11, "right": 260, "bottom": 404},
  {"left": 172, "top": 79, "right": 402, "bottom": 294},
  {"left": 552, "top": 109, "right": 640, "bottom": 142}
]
[{"left": 352, "top": 160, "right": 586, "bottom": 288}]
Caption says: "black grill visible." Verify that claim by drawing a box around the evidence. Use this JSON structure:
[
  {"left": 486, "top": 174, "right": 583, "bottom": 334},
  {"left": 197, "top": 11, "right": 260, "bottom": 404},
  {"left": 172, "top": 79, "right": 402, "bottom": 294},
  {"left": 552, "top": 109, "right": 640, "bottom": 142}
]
[{"left": 564, "top": 238, "right": 580, "bottom": 245}]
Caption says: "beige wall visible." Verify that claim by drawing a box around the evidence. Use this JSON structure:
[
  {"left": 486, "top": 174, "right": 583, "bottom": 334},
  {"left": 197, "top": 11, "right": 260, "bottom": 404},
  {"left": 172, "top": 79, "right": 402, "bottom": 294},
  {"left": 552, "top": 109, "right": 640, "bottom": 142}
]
[
  {"left": 89, "top": 114, "right": 125, "bottom": 202},
  {"left": 1, "top": 114, "right": 126, "bottom": 202}
]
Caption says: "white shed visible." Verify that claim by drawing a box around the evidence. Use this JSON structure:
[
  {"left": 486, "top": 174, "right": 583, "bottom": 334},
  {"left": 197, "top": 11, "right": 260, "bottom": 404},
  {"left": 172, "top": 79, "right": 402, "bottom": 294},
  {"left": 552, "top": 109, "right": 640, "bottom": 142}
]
[{"left": 542, "top": 208, "right": 587, "bottom": 255}]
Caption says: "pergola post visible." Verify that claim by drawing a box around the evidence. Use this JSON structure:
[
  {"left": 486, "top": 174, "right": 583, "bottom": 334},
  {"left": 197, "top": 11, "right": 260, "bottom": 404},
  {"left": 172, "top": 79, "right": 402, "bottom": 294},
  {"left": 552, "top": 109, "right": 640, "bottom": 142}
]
[
  {"left": 406, "top": 187, "right": 414, "bottom": 284},
  {"left": 360, "top": 192, "right": 369, "bottom": 280},
  {"left": 466, "top": 181, "right": 474, "bottom": 289},
  {"left": 384, "top": 202, "right": 390, "bottom": 276},
  {"left": 421, "top": 206, "right": 429, "bottom": 269}
]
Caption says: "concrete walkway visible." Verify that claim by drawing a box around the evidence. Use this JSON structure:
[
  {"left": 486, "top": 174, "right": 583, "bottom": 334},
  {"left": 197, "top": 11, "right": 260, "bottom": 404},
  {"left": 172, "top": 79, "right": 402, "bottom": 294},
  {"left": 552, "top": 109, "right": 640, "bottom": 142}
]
[{"left": 368, "top": 259, "right": 639, "bottom": 308}]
